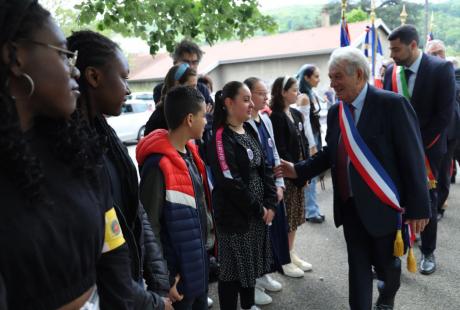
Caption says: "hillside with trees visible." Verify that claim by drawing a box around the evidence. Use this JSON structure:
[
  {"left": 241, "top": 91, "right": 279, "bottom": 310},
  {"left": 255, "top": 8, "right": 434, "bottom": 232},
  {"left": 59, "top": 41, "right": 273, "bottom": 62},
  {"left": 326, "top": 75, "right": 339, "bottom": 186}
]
[{"left": 265, "top": 0, "right": 460, "bottom": 55}]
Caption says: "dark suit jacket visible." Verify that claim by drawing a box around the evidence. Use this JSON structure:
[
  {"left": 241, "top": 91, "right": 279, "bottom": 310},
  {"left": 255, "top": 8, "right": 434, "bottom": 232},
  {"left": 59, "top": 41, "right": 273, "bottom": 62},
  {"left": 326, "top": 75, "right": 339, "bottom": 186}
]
[
  {"left": 295, "top": 85, "right": 431, "bottom": 237},
  {"left": 383, "top": 53, "right": 456, "bottom": 159}
]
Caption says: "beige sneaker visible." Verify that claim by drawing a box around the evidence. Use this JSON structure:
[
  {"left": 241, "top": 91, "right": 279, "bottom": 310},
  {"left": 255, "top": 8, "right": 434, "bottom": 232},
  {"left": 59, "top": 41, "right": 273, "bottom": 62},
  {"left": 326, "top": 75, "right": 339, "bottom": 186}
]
[
  {"left": 282, "top": 263, "right": 304, "bottom": 278},
  {"left": 290, "top": 251, "right": 313, "bottom": 272}
]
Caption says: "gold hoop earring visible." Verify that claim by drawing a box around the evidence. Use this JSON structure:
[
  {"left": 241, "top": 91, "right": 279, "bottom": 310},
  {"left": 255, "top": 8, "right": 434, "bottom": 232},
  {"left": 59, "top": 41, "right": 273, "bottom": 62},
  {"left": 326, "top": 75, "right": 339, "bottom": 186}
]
[{"left": 21, "top": 73, "right": 35, "bottom": 98}]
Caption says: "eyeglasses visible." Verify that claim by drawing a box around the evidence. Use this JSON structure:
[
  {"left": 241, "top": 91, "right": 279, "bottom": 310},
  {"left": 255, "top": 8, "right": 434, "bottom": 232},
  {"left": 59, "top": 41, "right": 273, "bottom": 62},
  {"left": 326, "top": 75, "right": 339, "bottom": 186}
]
[
  {"left": 181, "top": 59, "right": 199, "bottom": 66},
  {"left": 254, "top": 91, "right": 268, "bottom": 97},
  {"left": 19, "top": 40, "right": 78, "bottom": 72}
]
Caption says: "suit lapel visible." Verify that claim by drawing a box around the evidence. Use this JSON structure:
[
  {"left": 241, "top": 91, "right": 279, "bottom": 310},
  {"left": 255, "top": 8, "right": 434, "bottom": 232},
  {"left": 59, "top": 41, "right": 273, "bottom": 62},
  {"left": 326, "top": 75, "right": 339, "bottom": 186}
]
[{"left": 411, "top": 53, "right": 427, "bottom": 105}]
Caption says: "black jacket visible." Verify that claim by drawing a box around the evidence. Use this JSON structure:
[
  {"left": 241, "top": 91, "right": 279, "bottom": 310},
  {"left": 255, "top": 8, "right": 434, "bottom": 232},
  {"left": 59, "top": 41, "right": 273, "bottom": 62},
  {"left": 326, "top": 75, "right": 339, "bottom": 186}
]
[
  {"left": 0, "top": 131, "right": 134, "bottom": 310},
  {"left": 384, "top": 53, "right": 456, "bottom": 160},
  {"left": 270, "top": 107, "right": 309, "bottom": 164},
  {"left": 102, "top": 126, "right": 170, "bottom": 310},
  {"left": 294, "top": 85, "right": 431, "bottom": 237},
  {"left": 207, "top": 123, "right": 277, "bottom": 234}
]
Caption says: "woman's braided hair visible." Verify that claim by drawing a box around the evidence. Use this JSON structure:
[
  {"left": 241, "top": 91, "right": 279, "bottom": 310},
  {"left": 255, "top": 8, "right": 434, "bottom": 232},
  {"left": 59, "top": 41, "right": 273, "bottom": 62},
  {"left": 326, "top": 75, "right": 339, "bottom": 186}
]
[{"left": 68, "top": 30, "right": 139, "bottom": 223}]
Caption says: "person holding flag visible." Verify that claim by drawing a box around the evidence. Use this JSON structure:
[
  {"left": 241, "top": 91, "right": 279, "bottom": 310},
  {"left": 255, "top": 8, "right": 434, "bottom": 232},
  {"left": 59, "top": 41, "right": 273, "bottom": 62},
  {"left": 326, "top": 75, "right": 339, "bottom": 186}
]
[
  {"left": 276, "top": 46, "right": 430, "bottom": 310},
  {"left": 383, "top": 25, "right": 456, "bottom": 275}
]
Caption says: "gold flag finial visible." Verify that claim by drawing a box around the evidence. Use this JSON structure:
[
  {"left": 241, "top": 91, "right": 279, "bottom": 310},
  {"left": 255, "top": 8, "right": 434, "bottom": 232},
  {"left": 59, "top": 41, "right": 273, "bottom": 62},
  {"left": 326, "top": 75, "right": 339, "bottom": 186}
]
[
  {"left": 400, "top": 4, "right": 408, "bottom": 25},
  {"left": 341, "top": 0, "right": 348, "bottom": 20},
  {"left": 370, "top": 0, "right": 376, "bottom": 23}
]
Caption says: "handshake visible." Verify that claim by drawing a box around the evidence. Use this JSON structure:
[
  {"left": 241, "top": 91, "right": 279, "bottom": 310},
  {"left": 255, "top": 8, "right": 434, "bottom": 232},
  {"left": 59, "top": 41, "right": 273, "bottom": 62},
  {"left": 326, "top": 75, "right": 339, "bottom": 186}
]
[{"left": 274, "top": 159, "right": 298, "bottom": 179}]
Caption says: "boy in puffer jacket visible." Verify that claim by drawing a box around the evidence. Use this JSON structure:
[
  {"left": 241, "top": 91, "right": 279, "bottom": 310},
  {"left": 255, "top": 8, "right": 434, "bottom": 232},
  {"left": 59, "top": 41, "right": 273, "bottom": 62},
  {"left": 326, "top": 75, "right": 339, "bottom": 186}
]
[{"left": 137, "top": 86, "right": 212, "bottom": 310}]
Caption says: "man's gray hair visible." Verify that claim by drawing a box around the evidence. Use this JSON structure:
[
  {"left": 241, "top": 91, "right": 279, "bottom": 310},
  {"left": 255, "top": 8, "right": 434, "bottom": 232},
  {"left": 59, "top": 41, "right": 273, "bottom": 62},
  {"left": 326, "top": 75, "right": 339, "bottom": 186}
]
[
  {"left": 328, "top": 46, "right": 370, "bottom": 82},
  {"left": 425, "top": 39, "right": 446, "bottom": 53}
]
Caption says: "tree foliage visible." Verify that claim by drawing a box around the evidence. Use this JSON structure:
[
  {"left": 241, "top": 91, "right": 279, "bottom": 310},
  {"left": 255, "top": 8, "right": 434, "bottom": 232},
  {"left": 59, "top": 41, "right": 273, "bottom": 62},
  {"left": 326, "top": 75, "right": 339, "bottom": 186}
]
[
  {"left": 265, "top": 5, "right": 323, "bottom": 33},
  {"left": 346, "top": 8, "right": 368, "bottom": 23},
  {"left": 75, "top": 0, "right": 277, "bottom": 55}
]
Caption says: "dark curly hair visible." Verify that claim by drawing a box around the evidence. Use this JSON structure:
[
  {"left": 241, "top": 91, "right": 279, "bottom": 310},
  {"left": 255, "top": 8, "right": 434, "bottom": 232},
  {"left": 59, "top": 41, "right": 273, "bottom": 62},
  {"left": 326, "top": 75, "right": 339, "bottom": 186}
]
[
  {"left": 68, "top": 30, "right": 140, "bottom": 224},
  {"left": 0, "top": 1, "right": 102, "bottom": 206},
  {"left": 171, "top": 39, "right": 204, "bottom": 64}
]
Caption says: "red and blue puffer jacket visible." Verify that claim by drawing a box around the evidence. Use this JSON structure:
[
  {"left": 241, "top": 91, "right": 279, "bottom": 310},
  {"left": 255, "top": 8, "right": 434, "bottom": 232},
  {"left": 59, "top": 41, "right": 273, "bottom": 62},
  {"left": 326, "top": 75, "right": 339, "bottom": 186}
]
[{"left": 136, "top": 129, "right": 212, "bottom": 298}]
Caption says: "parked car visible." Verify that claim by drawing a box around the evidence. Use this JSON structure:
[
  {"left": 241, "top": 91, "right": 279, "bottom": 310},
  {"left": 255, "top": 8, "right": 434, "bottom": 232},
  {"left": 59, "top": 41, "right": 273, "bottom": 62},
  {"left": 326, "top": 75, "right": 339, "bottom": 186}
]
[
  {"left": 125, "top": 92, "right": 155, "bottom": 108},
  {"left": 106, "top": 100, "right": 154, "bottom": 142}
]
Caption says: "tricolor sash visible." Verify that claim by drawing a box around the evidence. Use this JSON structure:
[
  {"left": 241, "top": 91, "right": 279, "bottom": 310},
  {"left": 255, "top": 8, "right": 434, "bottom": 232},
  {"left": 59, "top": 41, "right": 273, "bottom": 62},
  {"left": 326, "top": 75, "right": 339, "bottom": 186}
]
[
  {"left": 338, "top": 102, "right": 403, "bottom": 212},
  {"left": 391, "top": 66, "right": 437, "bottom": 189},
  {"left": 391, "top": 65, "right": 410, "bottom": 99},
  {"left": 339, "top": 102, "right": 416, "bottom": 271}
]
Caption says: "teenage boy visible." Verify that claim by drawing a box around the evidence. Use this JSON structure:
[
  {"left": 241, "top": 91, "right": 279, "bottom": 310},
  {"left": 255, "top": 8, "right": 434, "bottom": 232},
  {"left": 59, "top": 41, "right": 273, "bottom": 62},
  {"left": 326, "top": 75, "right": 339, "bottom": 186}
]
[{"left": 137, "top": 86, "right": 211, "bottom": 310}]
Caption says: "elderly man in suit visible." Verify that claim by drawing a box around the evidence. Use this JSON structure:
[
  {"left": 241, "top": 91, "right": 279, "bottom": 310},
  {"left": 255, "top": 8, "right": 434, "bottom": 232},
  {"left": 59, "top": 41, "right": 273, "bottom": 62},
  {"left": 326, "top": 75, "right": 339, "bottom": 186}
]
[
  {"left": 383, "top": 25, "right": 456, "bottom": 275},
  {"left": 276, "top": 46, "right": 430, "bottom": 310}
]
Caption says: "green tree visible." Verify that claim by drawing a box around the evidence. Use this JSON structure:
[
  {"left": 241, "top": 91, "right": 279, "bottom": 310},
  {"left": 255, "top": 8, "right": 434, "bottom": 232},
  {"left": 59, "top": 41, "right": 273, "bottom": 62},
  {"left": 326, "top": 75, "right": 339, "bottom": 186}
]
[
  {"left": 76, "top": 0, "right": 277, "bottom": 55},
  {"left": 346, "top": 8, "right": 368, "bottom": 23}
]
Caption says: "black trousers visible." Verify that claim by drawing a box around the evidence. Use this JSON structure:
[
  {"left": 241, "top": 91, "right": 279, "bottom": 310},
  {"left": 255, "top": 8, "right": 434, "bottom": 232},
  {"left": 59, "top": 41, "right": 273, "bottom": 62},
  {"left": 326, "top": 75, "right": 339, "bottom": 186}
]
[
  {"left": 218, "top": 281, "right": 254, "bottom": 310},
  {"left": 342, "top": 199, "right": 401, "bottom": 310},
  {"left": 421, "top": 154, "right": 442, "bottom": 255},
  {"left": 437, "top": 139, "right": 458, "bottom": 211}
]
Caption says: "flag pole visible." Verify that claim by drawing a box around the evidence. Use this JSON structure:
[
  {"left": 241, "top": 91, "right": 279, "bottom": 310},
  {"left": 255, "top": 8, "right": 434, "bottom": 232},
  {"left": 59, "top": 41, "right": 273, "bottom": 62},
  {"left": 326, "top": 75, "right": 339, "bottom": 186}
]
[{"left": 371, "top": 0, "right": 376, "bottom": 82}]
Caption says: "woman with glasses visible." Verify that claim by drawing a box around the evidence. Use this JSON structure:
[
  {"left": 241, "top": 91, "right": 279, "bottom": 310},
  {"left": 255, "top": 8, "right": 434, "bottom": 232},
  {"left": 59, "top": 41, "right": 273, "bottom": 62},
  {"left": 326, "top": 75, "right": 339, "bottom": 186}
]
[
  {"left": 67, "top": 29, "right": 173, "bottom": 310},
  {"left": 0, "top": 1, "right": 133, "bottom": 309},
  {"left": 244, "top": 77, "right": 290, "bottom": 306}
]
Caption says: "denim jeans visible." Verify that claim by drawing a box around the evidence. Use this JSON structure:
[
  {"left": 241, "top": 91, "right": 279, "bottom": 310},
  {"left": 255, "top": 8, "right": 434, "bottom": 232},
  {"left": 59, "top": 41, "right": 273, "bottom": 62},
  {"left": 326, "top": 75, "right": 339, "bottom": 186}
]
[
  {"left": 304, "top": 132, "right": 322, "bottom": 219},
  {"left": 304, "top": 177, "right": 321, "bottom": 218}
]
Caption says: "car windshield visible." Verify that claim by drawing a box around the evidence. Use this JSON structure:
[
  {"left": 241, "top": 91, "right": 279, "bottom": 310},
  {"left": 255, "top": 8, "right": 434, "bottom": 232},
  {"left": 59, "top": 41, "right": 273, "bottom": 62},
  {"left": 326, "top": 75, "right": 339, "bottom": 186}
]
[{"left": 135, "top": 93, "right": 153, "bottom": 101}]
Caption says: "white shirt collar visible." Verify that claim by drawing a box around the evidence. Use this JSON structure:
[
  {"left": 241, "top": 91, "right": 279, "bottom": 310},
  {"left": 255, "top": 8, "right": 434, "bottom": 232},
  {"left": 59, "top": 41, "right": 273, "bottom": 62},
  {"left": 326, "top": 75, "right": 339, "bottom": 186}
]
[{"left": 405, "top": 49, "right": 423, "bottom": 74}]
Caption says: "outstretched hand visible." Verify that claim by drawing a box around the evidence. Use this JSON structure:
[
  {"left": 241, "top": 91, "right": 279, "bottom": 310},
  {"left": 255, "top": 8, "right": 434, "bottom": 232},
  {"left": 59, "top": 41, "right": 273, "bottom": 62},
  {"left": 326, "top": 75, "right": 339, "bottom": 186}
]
[
  {"left": 274, "top": 159, "right": 297, "bottom": 179},
  {"left": 405, "top": 218, "right": 430, "bottom": 234}
]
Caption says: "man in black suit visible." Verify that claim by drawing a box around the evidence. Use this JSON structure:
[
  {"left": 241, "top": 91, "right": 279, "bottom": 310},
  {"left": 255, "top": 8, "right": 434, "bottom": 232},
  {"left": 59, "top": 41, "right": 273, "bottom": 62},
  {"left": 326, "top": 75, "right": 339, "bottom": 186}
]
[
  {"left": 276, "top": 46, "right": 430, "bottom": 310},
  {"left": 425, "top": 40, "right": 460, "bottom": 220},
  {"left": 383, "top": 25, "right": 456, "bottom": 275}
]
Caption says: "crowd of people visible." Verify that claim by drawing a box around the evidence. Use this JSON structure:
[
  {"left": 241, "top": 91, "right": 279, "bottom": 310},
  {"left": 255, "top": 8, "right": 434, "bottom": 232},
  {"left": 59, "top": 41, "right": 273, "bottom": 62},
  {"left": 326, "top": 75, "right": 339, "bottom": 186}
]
[{"left": 1, "top": 1, "right": 460, "bottom": 310}]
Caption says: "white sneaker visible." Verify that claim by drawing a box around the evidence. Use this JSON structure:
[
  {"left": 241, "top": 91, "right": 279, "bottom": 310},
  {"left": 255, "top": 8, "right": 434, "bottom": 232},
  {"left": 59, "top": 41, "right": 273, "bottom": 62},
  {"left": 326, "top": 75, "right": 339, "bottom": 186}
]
[
  {"left": 282, "top": 263, "right": 304, "bottom": 278},
  {"left": 290, "top": 251, "right": 312, "bottom": 272},
  {"left": 207, "top": 296, "right": 213, "bottom": 308},
  {"left": 254, "top": 287, "right": 272, "bottom": 305},
  {"left": 256, "top": 274, "right": 282, "bottom": 292}
]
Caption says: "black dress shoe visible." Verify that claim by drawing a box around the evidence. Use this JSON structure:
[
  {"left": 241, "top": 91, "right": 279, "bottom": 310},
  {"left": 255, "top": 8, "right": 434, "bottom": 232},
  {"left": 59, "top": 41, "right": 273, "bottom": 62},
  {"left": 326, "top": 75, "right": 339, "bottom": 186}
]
[
  {"left": 374, "top": 304, "right": 394, "bottom": 310},
  {"left": 306, "top": 215, "right": 324, "bottom": 223},
  {"left": 420, "top": 253, "right": 436, "bottom": 275},
  {"left": 374, "top": 295, "right": 394, "bottom": 310}
]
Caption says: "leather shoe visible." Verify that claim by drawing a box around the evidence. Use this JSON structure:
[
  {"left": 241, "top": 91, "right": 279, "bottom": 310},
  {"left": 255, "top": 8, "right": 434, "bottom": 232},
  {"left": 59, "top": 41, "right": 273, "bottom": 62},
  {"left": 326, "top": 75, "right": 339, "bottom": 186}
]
[
  {"left": 374, "top": 294, "right": 394, "bottom": 310},
  {"left": 374, "top": 304, "right": 394, "bottom": 310},
  {"left": 420, "top": 253, "right": 436, "bottom": 275},
  {"left": 306, "top": 214, "right": 324, "bottom": 223}
]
